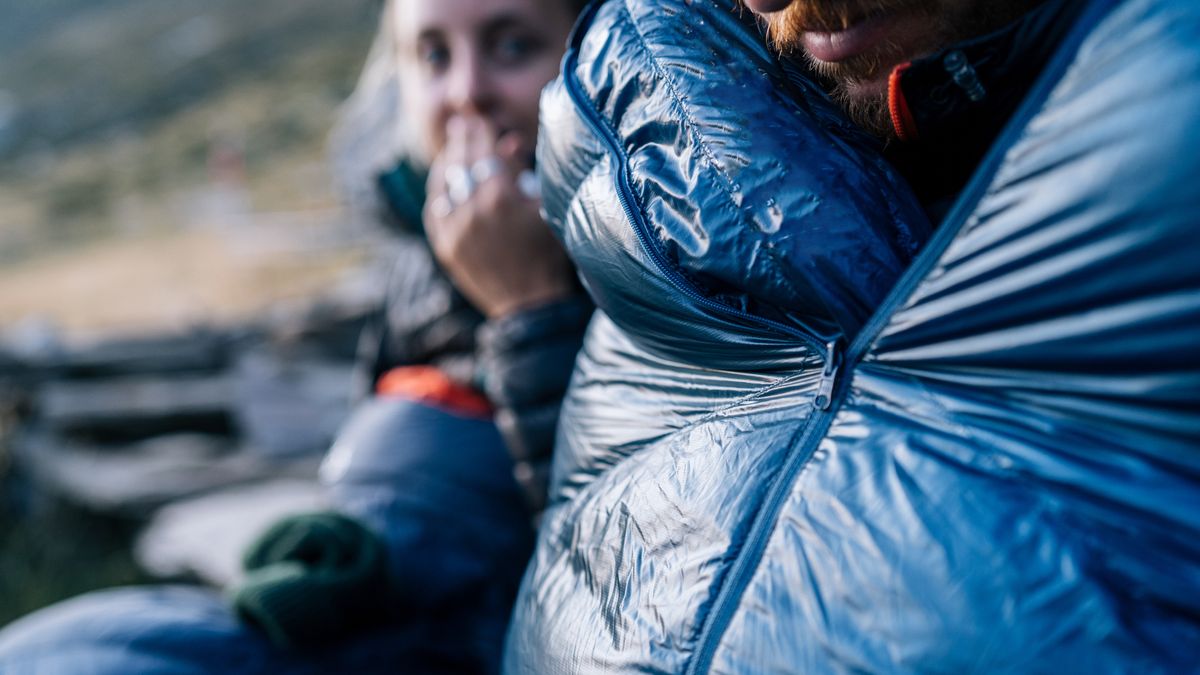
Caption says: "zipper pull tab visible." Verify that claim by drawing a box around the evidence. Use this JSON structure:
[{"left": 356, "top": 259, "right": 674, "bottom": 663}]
[
  {"left": 944, "top": 50, "right": 986, "bottom": 103},
  {"left": 814, "top": 340, "right": 840, "bottom": 411}
]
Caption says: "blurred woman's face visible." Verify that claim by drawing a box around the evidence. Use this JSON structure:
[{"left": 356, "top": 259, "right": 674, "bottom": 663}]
[{"left": 392, "top": 0, "right": 577, "bottom": 163}]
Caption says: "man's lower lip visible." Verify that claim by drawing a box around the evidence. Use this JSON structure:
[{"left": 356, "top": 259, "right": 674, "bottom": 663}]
[{"left": 801, "top": 13, "right": 892, "bottom": 62}]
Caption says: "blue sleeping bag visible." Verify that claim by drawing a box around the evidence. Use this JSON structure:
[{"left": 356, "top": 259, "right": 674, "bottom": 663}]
[
  {"left": 505, "top": 0, "right": 1200, "bottom": 671},
  {"left": 0, "top": 397, "right": 533, "bottom": 674}
]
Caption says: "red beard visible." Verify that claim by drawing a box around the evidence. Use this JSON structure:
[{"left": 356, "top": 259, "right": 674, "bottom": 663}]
[
  {"left": 765, "top": 0, "right": 940, "bottom": 79},
  {"left": 760, "top": 0, "right": 1035, "bottom": 137}
]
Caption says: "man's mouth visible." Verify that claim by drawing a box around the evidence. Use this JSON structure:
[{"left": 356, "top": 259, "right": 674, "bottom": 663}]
[{"left": 799, "top": 11, "right": 894, "bottom": 62}]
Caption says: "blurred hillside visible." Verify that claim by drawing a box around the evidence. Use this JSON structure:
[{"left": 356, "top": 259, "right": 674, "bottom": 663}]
[
  {"left": 0, "top": 0, "right": 382, "bottom": 335},
  {"left": 0, "top": 0, "right": 386, "bottom": 627},
  {"left": 0, "top": 0, "right": 377, "bottom": 161}
]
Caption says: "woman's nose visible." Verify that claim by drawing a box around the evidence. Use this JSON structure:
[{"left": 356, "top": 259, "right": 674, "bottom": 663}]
[{"left": 446, "top": 54, "right": 495, "bottom": 115}]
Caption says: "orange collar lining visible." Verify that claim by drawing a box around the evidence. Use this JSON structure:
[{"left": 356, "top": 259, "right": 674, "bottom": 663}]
[{"left": 888, "top": 62, "right": 919, "bottom": 142}]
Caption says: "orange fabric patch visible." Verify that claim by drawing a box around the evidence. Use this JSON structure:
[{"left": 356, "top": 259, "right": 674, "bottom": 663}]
[
  {"left": 376, "top": 365, "right": 494, "bottom": 418},
  {"left": 888, "top": 62, "right": 919, "bottom": 142}
]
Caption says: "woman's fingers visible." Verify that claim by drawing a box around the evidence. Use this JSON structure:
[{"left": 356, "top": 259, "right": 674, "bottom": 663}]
[
  {"left": 464, "top": 118, "right": 514, "bottom": 203},
  {"left": 423, "top": 120, "right": 570, "bottom": 318},
  {"left": 442, "top": 117, "right": 468, "bottom": 172},
  {"left": 463, "top": 115, "right": 498, "bottom": 169},
  {"left": 438, "top": 115, "right": 515, "bottom": 209},
  {"left": 426, "top": 117, "right": 538, "bottom": 239},
  {"left": 423, "top": 146, "right": 455, "bottom": 223},
  {"left": 439, "top": 117, "right": 474, "bottom": 206},
  {"left": 498, "top": 132, "right": 540, "bottom": 202}
]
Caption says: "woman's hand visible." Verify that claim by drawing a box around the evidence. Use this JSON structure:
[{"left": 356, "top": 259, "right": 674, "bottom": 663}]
[{"left": 424, "top": 116, "right": 576, "bottom": 319}]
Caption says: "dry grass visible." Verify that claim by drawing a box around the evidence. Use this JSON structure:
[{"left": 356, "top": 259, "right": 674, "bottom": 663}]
[{"left": 0, "top": 226, "right": 368, "bottom": 338}]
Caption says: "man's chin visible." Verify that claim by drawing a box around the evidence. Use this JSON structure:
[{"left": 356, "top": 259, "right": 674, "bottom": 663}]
[
  {"left": 796, "top": 39, "right": 910, "bottom": 138},
  {"left": 840, "top": 74, "right": 890, "bottom": 105},
  {"left": 831, "top": 77, "right": 896, "bottom": 139}
]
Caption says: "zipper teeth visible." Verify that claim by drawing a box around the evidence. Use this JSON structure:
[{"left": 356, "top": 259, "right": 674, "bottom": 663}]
[
  {"left": 843, "top": 0, "right": 1121, "bottom": 368},
  {"left": 686, "top": 0, "right": 1124, "bottom": 671},
  {"left": 559, "top": 31, "right": 839, "bottom": 675},
  {"left": 685, "top": 406, "right": 834, "bottom": 675},
  {"left": 560, "top": 47, "right": 830, "bottom": 363}
]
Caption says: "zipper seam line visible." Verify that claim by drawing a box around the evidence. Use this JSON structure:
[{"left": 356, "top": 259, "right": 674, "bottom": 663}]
[
  {"left": 560, "top": 20, "right": 841, "bottom": 672},
  {"left": 686, "top": 0, "right": 1122, "bottom": 671},
  {"left": 684, "top": 404, "right": 834, "bottom": 675},
  {"left": 843, "top": 0, "right": 1123, "bottom": 368},
  {"left": 560, "top": 42, "right": 831, "bottom": 363},
  {"left": 559, "top": 2, "right": 849, "bottom": 667}
]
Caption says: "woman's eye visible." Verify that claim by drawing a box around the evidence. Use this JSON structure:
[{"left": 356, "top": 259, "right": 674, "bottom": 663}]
[
  {"left": 493, "top": 34, "right": 542, "bottom": 64},
  {"left": 417, "top": 43, "right": 450, "bottom": 72}
]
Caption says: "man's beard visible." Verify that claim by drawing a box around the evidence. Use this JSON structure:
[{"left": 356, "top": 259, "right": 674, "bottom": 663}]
[
  {"left": 836, "top": 79, "right": 897, "bottom": 137},
  {"left": 762, "top": 0, "right": 1026, "bottom": 137}
]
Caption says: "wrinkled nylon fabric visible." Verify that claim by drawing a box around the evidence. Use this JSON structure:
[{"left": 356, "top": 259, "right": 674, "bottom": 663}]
[
  {"left": 509, "top": 0, "right": 930, "bottom": 670},
  {"left": 537, "top": 0, "right": 931, "bottom": 367},
  {"left": 507, "top": 0, "right": 1200, "bottom": 671},
  {"left": 712, "top": 1, "right": 1200, "bottom": 670}
]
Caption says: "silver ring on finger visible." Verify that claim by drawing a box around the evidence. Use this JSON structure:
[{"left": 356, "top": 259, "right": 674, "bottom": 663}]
[
  {"left": 517, "top": 169, "right": 541, "bottom": 199},
  {"left": 429, "top": 195, "right": 455, "bottom": 219},
  {"left": 470, "top": 156, "right": 504, "bottom": 183},
  {"left": 444, "top": 164, "right": 475, "bottom": 205}
]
